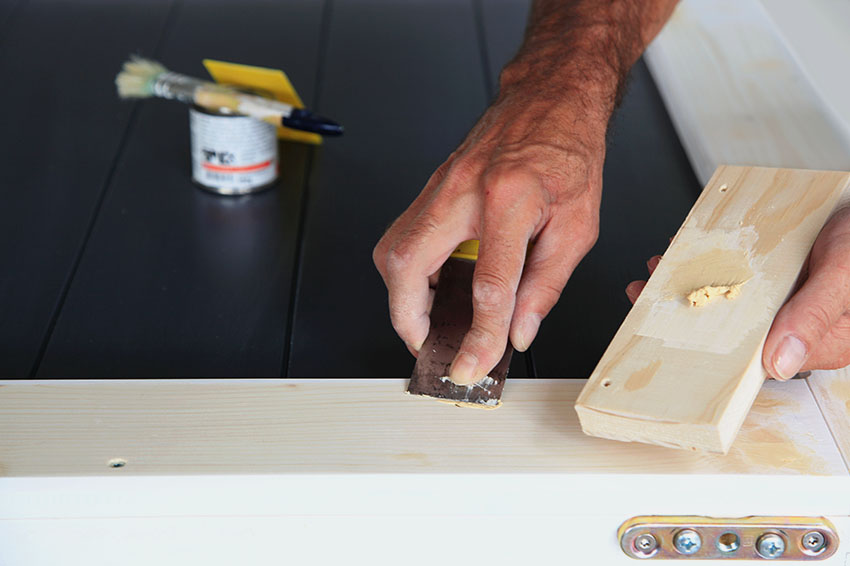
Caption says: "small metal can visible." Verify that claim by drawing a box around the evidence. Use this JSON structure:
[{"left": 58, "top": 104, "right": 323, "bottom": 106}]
[{"left": 189, "top": 105, "right": 279, "bottom": 195}]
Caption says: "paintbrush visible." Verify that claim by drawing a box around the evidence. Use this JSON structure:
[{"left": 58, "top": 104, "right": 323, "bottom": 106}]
[
  {"left": 407, "top": 240, "right": 514, "bottom": 408},
  {"left": 115, "top": 56, "right": 342, "bottom": 136}
]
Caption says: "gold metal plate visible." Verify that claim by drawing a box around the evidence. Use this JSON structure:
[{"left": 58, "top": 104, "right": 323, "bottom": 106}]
[{"left": 619, "top": 516, "right": 837, "bottom": 560}]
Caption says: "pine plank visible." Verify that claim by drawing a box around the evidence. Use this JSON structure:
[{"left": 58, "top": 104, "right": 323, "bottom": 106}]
[
  {"left": 808, "top": 368, "right": 850, "bottom": 470},
  {"left": 645, "top": 0, "right": 850, "bottom": 186},
  {"left": 576, "top": 166, "right": 850, "bottom": 453},
  {"left": 0, "top": 378, "right": 844, "bottom": 476}
]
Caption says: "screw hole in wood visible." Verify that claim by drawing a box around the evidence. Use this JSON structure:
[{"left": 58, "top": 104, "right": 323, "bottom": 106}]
[{"left": 108, "top": 458, "right": 127, "bottom": 468}]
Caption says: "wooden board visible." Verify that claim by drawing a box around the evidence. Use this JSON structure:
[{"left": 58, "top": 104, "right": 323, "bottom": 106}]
[
  {"left": 808, "top": 368, "right": 850, "bottom": 470},
  {"left": 644, "top": 0, "right": 850, "bottom": 186},
  {"left": 576, "top": 166, "right": 850, "bottom": 454},
  {"left": 0, "top": 378, "right": 845, "bottom": 476}
]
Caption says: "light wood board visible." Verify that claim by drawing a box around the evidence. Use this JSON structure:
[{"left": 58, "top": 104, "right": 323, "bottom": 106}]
[
  {"left": 808, "top": 368, "right": 850, "bottom": 471},
  {"left": 644, "top": 0, "right": 850, "bottom": 186},
  {"left": 0, "top": 378, "right": 845, "bottom": 476},
  {"left": 576, "top": 166, "right": 850, "bottom": 453}
]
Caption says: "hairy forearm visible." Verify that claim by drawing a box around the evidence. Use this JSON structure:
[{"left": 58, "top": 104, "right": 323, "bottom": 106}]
[{"left": 500, "top": 0, "right": 678, "bottom": 124}]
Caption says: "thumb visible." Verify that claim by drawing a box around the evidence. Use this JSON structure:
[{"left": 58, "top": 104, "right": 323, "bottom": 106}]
[{"left": 763, "top": 208, "right": 850, "bottom": 380}]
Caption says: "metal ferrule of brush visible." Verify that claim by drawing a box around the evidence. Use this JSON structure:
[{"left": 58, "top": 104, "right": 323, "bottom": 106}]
[{"left": 151, "top": 72, "right": 204, "bottom": 103}]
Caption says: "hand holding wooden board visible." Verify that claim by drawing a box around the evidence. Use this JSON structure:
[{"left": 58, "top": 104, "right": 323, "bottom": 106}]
[{"left": 576, "top": 165, "right": 850, "bottom": 453}]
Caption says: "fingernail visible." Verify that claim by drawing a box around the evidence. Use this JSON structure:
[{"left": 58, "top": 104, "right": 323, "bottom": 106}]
[
  {"left": 773, "top": 335, "right": 807, "bottom": 380},
  {"left": 514, "top": 314, "right": 541, "bottom": 352},
  {"left": 449, "top": 352, "right": 480, "bottom": 385}
]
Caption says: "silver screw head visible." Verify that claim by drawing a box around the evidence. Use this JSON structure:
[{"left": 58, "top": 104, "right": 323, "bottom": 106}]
[
  {"left": 756, "top": 533, "right": 786, "bottom": 559},
  {"left": 674, "top": 529, "right": 702, "bottom": 555},
  {"left": 801, "top": 531, "right": 826, "bottom": 553},
  {"left": 633, "top": 533, "right": 658, "bottom": 556}
]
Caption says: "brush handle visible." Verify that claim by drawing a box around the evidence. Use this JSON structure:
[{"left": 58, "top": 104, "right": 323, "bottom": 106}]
[
  {"left": 151, "top": 70, "right": 342, "bottom": 135},
  {"left": 152, "top": 72, "right": 294, "bottom": 123}
]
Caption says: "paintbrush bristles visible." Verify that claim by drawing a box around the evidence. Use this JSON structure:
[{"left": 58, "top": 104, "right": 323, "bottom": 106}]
[{"left": 115, "top": 56, "right": 168, "bottom": 98}]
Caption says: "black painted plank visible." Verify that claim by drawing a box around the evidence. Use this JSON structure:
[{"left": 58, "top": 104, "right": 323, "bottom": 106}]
[
  {"left": 288, "top": 0, "right": 522, "bottom": 377},
  {"left": 0, "top": 0, "right": 25, "bottom": 43},
  {"left": 532, "top": 59, "right": 701, "bottom": 377},
  {"left": 480, "top": 0, "right": 531, "bottom": 84},
  {"left": 37, "top": 0, "right": 324, "bottom": 377},
  {"left": 0, "top": 0, "right": 173, "bottom": 377}
]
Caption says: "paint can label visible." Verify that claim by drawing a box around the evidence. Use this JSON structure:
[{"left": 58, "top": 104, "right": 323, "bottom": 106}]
[{"left": 190, "top": 107, "right": 279, "bottom": 195}]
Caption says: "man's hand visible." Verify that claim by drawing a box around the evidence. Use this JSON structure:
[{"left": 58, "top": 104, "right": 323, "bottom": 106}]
[
  {"left": 374, "top": 90, "right": 606, "bottom": 385},
  {"left": 625, "top": 207, "right": 850, "bottom": 379},
  {"left": 374, "top": 0, "right": 678, "bottom": 384}
]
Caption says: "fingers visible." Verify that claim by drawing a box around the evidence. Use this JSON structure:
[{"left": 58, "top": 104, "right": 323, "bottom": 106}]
[
  {"left": 763, "top": 208, "right": 850, "bottom": 380},
  {"left": 647, "top": 255, "right": 661, "bottom": 274},
  {"left": 510, "top": 214, "right": 598, "bottom": 352},
  {"left": 449, "top": 169, "right": 542, "bottom": 385},
  {"left": 384, "top": 202, "right": 475, "bottom": 353},
  {"left": 373, "top": 164, "right": 449, "bottom": 281},
  {"left": 623, "top": 255, "right": 662, "bottom": 304},
  {"left": 625, "top": 281, "right": 645, "bottom": 304}
]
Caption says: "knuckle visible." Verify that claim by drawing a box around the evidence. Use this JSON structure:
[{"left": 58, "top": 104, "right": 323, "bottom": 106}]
[
  {"left": 800, "top": 302, "right": 833, "bottom": 339},
  {"left": 534, "top": 278, "right": 566, "bottom": 308},
  {"left": 473, "top": 272, "right": 513, "bottom": 311},
  {"left": 444, "top": 158, "right": 479, "bottom": 190},
  {"left": 482, "top": 164, "right": 542, "bottom": 202},
  {"left": 463, "top": 325, "right": 506, "bottom": 368},
  {"left": 372, "top": 239, "right": 389, "bottom": 270},
  {"left": 385, "top": 246, "right": 414, "bottom": 276}
]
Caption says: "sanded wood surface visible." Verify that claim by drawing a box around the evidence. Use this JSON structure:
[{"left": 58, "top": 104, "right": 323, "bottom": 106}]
[
  {"left": 0, "top": 378, "right": 845, "bottom": 476},
  {"left": 576, "top": 166, "right": 850, "bottom": 454},
  {"left": 808, "top": 369, "right": 850, "bottom": 470},
  {"left": 645, "top": 0, "right": 850, "bottom": 186}
]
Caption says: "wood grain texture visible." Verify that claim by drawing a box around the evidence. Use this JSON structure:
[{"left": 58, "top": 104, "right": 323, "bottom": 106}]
[
  {"left": 761, "top": 0, "right": 850, "bottom": 140},
  {"left": 576, "top": 166, "right": 850, "bottom": 453},
  {"left": 645, "top": 0, "right": 850, "bottom": 186},
  {"left": 0, "top": 378, "right": 844, "bottom": 477},
  {"left": 808, "top": 368, "right": 850, "bottom": 471}
]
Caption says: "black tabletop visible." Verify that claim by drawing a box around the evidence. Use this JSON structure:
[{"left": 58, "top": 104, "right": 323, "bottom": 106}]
[{"left": 1, "top": 0, "right": 699, "bottom": 378}]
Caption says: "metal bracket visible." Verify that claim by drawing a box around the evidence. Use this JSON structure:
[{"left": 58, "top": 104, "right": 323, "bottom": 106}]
[{"left": 619, "top": 516, "right": 837, "bottom": 560}]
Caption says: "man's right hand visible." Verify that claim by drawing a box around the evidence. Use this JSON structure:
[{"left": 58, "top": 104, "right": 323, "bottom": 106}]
[
  {"left": 373, "top": 0, "right": 679, "bottom": 384},
  {"left": 373, "top": 74, "right": 611, "bottom": 384}
]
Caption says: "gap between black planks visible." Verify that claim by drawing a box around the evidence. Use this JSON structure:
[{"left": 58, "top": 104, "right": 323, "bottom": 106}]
[
  {"left": 286, "top": 0, "right": 533, "bottom": 377},
  {"left": 0, "top": 0, "right": 175, "bottom": 377}
]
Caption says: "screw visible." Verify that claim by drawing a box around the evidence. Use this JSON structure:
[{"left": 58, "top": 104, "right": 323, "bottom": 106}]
[
  {"left": 756, "top": 533, "right": 786, "bottom": 559},
  {"left": 674, "top": 529, "right": 702, "bottom": 555},
  {"left": 801, "top": 531, "right": 826, "bottom": 553},
  {"left": 633, "top": 533, "right": 658, "bottom": 556}
]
